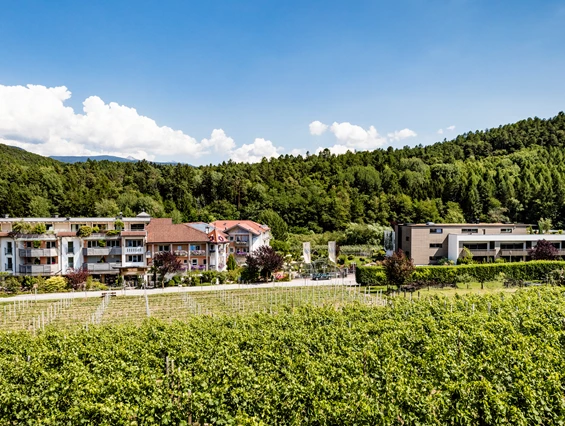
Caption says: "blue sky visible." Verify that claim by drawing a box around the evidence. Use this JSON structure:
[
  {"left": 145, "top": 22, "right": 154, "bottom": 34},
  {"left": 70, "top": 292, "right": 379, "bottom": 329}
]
[{"left": 1, "top": 0, "right": 564, "bottom": 164}]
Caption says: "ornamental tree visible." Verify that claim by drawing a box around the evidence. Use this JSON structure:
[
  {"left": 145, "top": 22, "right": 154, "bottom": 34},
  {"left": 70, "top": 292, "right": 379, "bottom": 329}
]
[
  {"left": 152, "top": 251, "right": 183, "bottom": 288},
  {"left": 383, "top": 249, "right": 415, "bottom": 288},
  {"left": 65, "top": 266, "right": 90, "bottom": 291},
  {"left": 528, "top": 239, "right": 559, "bottom": 260},
  {"left": 244, "top": 246, "right": 284, "bottom": 281}
]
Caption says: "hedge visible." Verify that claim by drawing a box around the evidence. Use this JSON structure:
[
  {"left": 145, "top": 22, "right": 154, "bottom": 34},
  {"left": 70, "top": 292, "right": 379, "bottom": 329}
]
[{"left": 356, "top": 261, "right": 565, "bottom": 285}]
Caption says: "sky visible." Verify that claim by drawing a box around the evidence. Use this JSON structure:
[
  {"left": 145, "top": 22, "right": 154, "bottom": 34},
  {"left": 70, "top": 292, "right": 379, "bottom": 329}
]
[{"left": 0, "top": 0, "right": 564, "bottom": 164}]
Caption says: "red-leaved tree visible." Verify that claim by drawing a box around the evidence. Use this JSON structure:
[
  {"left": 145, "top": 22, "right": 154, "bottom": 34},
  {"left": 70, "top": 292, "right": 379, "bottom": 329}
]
[
  {"left": 152, "top": 251, "right": 183, "bottom": 288},
  {"left": 244, "top": 246, "right": 284, "bottom": 281},
  {"left": 65, "top": 266, "right": 90, "bottom": 290},
  {"left": 383, "top": 250, "right": 415, "bottom": 289},
  {"left": 528, "top": 239, "right": 559, "bottom": 260}
]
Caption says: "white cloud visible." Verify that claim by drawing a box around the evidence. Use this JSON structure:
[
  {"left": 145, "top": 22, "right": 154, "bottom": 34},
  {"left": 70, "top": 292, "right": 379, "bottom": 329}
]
[
  {"left": 290, "top": 148, "right": 307, "bottom": 157},
  {"left": 330, "top": 122, "right": 387, "bottom": 150},
  {"left": 387, "top": 128, "right": 417, "bottom": 141},
  {"left": 309, "top": 120, "right": 328, "bottom": 135},
  {"left": 437, "top": 128, "right": 444, "bottom": 134},
  {"left": 447, "top": 125, "right": 456, "bottom": 131},
  {"left": 0, "top": 84, "right": 274, "bottom": 164},
  {"left": 316, "top": 144, "right": 351, "bottom": 155},
  {"left": 230, "top": 138, "right": 282, "bottom": 163}
]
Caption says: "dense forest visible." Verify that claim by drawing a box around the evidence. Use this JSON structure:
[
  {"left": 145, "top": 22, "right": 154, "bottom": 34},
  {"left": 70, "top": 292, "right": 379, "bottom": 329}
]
[{"left": 1, "top": 112, "right": 565, "bottom": 232}]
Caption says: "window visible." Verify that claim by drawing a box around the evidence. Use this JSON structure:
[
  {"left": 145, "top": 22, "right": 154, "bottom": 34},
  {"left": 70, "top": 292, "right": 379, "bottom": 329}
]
[
  {"left": 192, "top": 259, "right": 198, "bottom": 265},
  {"left": 183, "top": 259, "right": 187, "bottom": 264},
  {"left": 45, "top": 224, "right": 53, "bottom": 231},
  {"left": 71, "top": 224, "right": 86, "bottom": 232},
  {"left": 501, "top": 228, "right": 513, "bottom": 233},
  {"left": 94, "top": 224, "right": 107, "bottom": 231},
  {"left": 463, "top": 243, "right": 488, "bottom": 250},
  {"left": 126, "top": 239, "right": 143, "bottom": 247},
  {"left": 26, "top": 242, "right": 33, "bottom": 248},
  {"left": 229, "top": 236, "right": 234, "bottom": 241},
  {"left": 127, "top": 255, "right": 142, "bottom": 263},
  {"left": 67, "top": 242, "right": 74, "bottom": 253},
  {"left": 500, "top": 243, "right": 524, "bottom": 250},
  {"left": 131, "top": 223, "right": 145, "bottom": 231},
  {"left": 106, "top": 240, "right": 120, "bottom": 247},
  {"left": 552, "top": 242, "right": 561, "bottom": 249},
  {"left": 526, "top": 241, "right": 532, "bottom": 249},
  {"left": 489, "top": 241, "right": 495, "bottom": 250},
  {"left": 203, "top": 259, "right": 207, "bottom": 265},
  {"left": 48, "top": 257, "right": 57, "bottom": 265},
  {"left": 405, "top": 236, "right": 410, "bottom": 242},
  {"left": 158, "top": 245, "right": 170, "bottom": 252},
  {"left": 45, "top": 241, "right": 56, "bottom": 249},
  {"left": 462, "top": 229, "right": 478, "bottom": 234},
  {"left": 429, "top": 243, "right": 443, "bottom": 248},
  {"left": 190, "top": 245, "right": 201, "bottom": 251},
  {"left": 6, "top": 258, "right": 13, "bottom": 270},
  {"left": 177, "top": 245, "right": 182, "bottom": 251},
  {"left": 68, "top": 256, "right": 74, "bottom": 267},
  {"left": 429, "top": 228, "right": 443, "bottom": 234},
  {"left": 230, "top": 248, "right": 234, "bottom": 253}
]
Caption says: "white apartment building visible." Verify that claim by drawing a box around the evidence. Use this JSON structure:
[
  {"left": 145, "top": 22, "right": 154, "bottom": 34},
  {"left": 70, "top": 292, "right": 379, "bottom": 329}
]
[{"left": 0, "top": 213, "right": 151, "bottom": 283}]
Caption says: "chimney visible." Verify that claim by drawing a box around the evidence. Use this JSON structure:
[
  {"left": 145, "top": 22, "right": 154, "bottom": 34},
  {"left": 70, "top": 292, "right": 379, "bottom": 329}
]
[
  {"left": 53, "top": 214, "right": 59, "bottom": 218},
  {"left": 3, "top": 214, "right": 8, "bottom": 219}
]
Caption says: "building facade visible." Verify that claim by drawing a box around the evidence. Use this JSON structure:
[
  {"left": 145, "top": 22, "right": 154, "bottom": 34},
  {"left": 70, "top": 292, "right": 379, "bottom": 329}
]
[
  {"left": 210, "top": 220, "right": 271, "bottom": 264},
  {"left": 394, "top": 223, "right": 564, "bottom": 265},
  {"left": 0, "top": 215, "right": 269, "bottom": 280}
]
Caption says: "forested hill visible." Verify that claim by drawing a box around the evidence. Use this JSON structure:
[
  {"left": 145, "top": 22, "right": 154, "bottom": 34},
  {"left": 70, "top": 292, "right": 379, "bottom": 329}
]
[{"left": 1, "top": 112, "right": 565, "bottom": 232}]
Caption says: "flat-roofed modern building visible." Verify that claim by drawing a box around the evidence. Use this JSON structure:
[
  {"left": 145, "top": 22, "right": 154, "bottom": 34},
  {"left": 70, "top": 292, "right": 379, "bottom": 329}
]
[{"left": 394, "top": 223, "right": 564, "bottom": 265}]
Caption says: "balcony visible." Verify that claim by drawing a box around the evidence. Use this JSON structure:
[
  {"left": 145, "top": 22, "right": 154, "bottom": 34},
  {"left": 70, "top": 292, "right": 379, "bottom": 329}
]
[
  {"left": 460, "top": 249, "right": 496, "bottom": 257},
  {"left": 500, "top": 249, "right": 528, "bottom": 257},
  {"left": 174, "top": 250, "right": 188, "bottom": 256},
  {"left": 235, "top": 239, "right": 249, "bottom": 245},
  {"left": 190, "top": 250, "right": 206, "bottom": 256},
  {"left": 19, "top": 248, "right": 58, "bottom": 257},
  {"left": 84, "top": 262, "right": 121, "bottom": 272},
  {"left": 83, "top": 247, "right": 122, "bottom": 256},
  {"left": 125, "top": 247, "right": 145, "bottom": 255},
  {"left": 19, "top": 264, "right": 58, "bottom": 275},
  {"left": 235, "top": 251, "right": 249, "bottom": 256}
]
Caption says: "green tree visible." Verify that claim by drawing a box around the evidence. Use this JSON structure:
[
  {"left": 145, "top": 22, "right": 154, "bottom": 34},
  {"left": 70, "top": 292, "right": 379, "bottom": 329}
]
[
  {"left": 95, "top": 199, "right": 120, "bottom": 217},
  {"left": 258, "top": 209, "right": 289, "bottom": 241},
  {"left": 227, "top": 254, "right": 237, "bottom": 271}
]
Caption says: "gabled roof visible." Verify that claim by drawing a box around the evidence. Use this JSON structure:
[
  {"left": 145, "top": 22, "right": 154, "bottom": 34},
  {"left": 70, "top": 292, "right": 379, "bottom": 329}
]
[
  {"left": 207, "top": 228, "right": 229, "bottom": 243},
  {"left": 210, "top": 220, "right": 270, "bottom": 236},
  {"left": 147, "top": 218, "right": 209, "bottom": 243}
]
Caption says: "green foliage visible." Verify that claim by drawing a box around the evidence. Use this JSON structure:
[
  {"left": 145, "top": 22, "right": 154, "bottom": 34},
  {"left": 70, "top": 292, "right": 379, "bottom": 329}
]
[
  {"left": 227, "top": 254, "right": 237, "bottom": 271},
  {"left": 357, "top": 261, "right": 565, "bottom": 285},
  {"left": 31, "top": 222, "right": 47, "bottom": 234},
  {"left": 77, "top": 226, "right": 93, "bottom": 237},
  {"left": 0, "top": 276, "right": 21, "bottom": 293},
  {"left": 257, "top": 209, "right": 288, "bottom": 240},
  {"left": 11, "top": 220, "right": 32, "bottom": 235},
  {"left": 383, "top": 250, "right": 415, "bottom": 286},
  {"left": 3, "top": 289, "right": 565, "bottom": 423},
  {"left": 32, "top": 240, "right": 41, "bottom": 249},
  {"left": 343, "top": 223, "right": 390, "bottom": 246},
  {"left": 538, "top": 217, "right": 552, "bottom": 234},
  {"left": 98, "top": 240, "right": 106, "bottom": 247},
  {"left": 114, "top": 220, "right": 124, "bottom": 231},
  {"left": 105, "top": 229, "right": 120, "bottom": 236},
  {"left": 39, "top": 276, "right": 68, "bottom": 293},
  {"left": 94, "top": 198, "right": 120, "bottom": 217},
  {"left": 458, "top": 247, "right": 475, "bottom": 265}
]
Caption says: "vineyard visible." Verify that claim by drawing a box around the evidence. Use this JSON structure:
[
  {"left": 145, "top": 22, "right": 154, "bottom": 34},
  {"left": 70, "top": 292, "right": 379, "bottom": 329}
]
[{"left": 1, "top": 286, "right": 565, "bottom": 424}]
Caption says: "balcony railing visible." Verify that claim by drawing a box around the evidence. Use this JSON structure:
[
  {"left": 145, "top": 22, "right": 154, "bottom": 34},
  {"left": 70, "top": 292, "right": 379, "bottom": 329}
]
[
  {"left": 500, "top": 249, "right": 528, "bottom": 257},
  {"left": 84, "top": 262, "right": 121, "bottom": 272},
  {"left": 83, "top": 247, "right": 122, "bottom": 256},
  {"left": 235, "top": 239, "right": 249, "bottom": 245},
  {"left": 190, "top": 250, "right": 206, "bottom": 256},
  {"left": 19, "top": 264, "right": 58, "bottom": 274},
  {"left": 125, "top": 247, "right": 145, "bottom": 254},
  {"left": 19, "top": 248, "right": 58, "bottom": 257},
  {"left": 174, "top": 250, "right": 188, "bottom": 256},
  {"left": 460, "top": 249, "right": 495, "bottom": 257}
]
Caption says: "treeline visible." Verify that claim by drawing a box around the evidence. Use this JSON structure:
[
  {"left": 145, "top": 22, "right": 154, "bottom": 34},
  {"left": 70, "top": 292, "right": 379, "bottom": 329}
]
[{"left": 1, "top": 112, "right": 565, "bottom": 231}]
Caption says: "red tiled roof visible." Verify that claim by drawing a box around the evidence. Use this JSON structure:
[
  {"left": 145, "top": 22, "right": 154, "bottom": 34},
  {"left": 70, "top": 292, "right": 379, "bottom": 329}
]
[
  {"left": 208, "top": 228, "right": 229, "bottom": 243},
  {"left": 210, "top": 220, "right": 269, "bottom": 236},
  {"left": 121, "top": 231, "right": 147, "bottom": 237},
  {"left": 147, "top": 218, "right": 209, "bottom": 243}
]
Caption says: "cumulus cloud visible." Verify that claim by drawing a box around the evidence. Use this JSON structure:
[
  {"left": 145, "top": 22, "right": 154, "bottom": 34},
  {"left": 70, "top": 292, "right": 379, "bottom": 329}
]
[
  {"left": 290, "top": 148, "right": 307, "bottom": 157},
  {"left": 437, "top": 128, "right": 444, "bottom": 134},
  {"left": 447, "top": 125, "right": 456, "bottom": 131},
  {"left": 387, "top": 128, "right": 417, "bottom": 141},
  {"left": 0, "top": 84, "right": 275, "bottom": 164},
  {"left": 316, "top": 144, "right": 351, "bottom": 155},
  {"left": 230, "top": 138, "right": 283, "bottom": 163},
  {"left": 438, "top": 125, "right": 455, "bottom": 135},
  {"left": 309, "top": 120, "right": 329, "bottom": 135},
  {"left": 329, "top": 122, "right": 387, "bottom": 150}
]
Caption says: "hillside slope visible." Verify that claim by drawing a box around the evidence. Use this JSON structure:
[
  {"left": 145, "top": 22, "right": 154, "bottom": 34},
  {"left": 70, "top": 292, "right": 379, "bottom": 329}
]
[{"left": 1, "top": 112, "right": 565, "bottom": 230}]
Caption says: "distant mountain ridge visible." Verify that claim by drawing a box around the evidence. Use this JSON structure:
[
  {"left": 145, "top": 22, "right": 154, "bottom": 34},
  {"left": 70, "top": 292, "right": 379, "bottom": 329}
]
[{"left": 50, "top": 155, "right": 184, "bottom": 165}]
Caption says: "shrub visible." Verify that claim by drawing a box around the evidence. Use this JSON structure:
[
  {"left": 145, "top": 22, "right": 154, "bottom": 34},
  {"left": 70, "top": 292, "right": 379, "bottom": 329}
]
[
  {"left": 98, "top": 240, "right": 106, "bottom": 247},
  {"left": 106, "top": 230, "right": 120, "bottom": 236},
  {"left": 32, "top": 223, "right": 47, "bottom": 234},
  {"left": 114, "top": 220, "right": 124, "bottom": 231},
  {"left": 33, "top": 240, "right": 41, "bottom": 249},
  {"left": 39, "top": 276, "right": 68, "bottom": 293},
  {"left": 1, "top": 276, "right": 21, "bottom": 293},
  {"left": 357, "top": 261, "right": 565, "bottom": 286},
  {"left": 77, "top": 226, "right": 93, "bottom": 237}
]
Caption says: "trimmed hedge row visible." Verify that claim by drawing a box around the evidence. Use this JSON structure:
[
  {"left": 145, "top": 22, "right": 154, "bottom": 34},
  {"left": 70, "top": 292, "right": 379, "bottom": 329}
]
[{"left": 356, "top": 261, "right": 565, "bottom": 285}]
